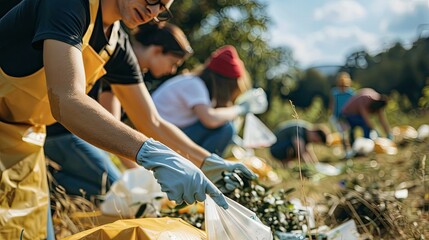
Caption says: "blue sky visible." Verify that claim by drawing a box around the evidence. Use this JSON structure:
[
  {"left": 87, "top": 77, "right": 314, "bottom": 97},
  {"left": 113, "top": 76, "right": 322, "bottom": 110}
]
[{"left": 263, "top": 0, "right": 429, "bottom": 68}]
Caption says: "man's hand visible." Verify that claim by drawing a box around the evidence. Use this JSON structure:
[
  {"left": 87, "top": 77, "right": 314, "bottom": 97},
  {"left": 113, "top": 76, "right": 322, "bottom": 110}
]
[
  {"left": 136, "top": 139, "right": 228, "bottom": 209},
  {"left": 201, "top": 154, "right": 257, "bottom": 193}
]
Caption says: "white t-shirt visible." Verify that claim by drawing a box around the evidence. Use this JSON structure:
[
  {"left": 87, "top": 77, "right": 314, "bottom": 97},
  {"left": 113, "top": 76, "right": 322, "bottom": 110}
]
[{"left": 152, "top": 74, "right": 211, "bottom": 128}]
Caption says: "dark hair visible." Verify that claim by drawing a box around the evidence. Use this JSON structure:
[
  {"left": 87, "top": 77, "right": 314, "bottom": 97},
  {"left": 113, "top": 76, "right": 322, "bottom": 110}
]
[
  {"left": 369, "top": 95, "right": 388, "bottom": 111},
  {"left": 199, "top": 68, "right": 242, "bottom": 108},
  {"left": 316, "top": 129, "right": 328, "bottom": 144},
  {"left": 132, "top": 22, "right": 193, "bottom": 59}
]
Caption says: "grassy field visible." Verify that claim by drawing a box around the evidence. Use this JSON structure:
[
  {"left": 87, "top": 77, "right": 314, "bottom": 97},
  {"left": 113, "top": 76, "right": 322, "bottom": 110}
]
[
  {"left": 51, "top": 112, "right": 429, "bottom": 239},
  {"left": 249, "top": 112, "right": 429, "bottom": 239}
]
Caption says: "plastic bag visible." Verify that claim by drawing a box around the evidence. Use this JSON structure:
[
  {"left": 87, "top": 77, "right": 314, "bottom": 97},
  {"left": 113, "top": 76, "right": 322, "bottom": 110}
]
[
  {"left": 205, "top": 195, "right": 273, "bottom": 240},
  {"left": 100, "top": 168, "right": 164, "bottom": 218},
  {"left": 63, "top": 217, "right": 207, "bottom": 240},
  {"left": 352, "top": 137, "right": 374, "bottom": 156},
  {"left": 242, "top": 113, "right": 277, "bottom": 149}
]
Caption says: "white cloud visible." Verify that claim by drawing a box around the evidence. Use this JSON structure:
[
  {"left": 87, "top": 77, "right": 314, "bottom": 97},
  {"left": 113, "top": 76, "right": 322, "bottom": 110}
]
[
  {"left": 266, "top": 0, "right": 427, "bottom": 67},
  {"left": 270, "top": 26, "right": 380, "bottom": 66},
  {"left": 312, "top": 26, "right": 379, "bottom": 47},
  {"left": 375, "top": 0, "right": 427, "bottom": 36},
  {"left": 387, "top": 0, "right": 426, "bottom": 15},
  {"left": 270, "top": 32, "right": 324, "bottom": 67},
  {"left": 314, "top": 0, "right": 366, "bottom": 22}
]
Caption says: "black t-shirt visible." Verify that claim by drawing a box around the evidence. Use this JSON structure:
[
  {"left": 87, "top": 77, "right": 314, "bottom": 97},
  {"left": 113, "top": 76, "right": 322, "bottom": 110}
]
[
  {"left": 0, "top": 0, "right": 142, "bottom": 84},
  {"left": 0, "top": 0, "right": 144, "bottom": 136},
  {"left": 272, "top": 121, "right": 309, "bottom": 158}
]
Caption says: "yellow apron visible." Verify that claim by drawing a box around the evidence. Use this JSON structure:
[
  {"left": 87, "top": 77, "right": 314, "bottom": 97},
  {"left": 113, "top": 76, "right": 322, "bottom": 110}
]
[{"left": 0, "top": 0, "right": 119, "bottom": 238}]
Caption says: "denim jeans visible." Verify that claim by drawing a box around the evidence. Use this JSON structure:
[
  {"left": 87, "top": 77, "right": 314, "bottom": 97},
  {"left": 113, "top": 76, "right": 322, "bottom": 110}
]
[
  {"left": 181, "top": 120, "right": 235, "bottom": 156},
  {"left": 344, "top": 114, "right": 371, "bottom": 145},
  {"left": 44, "top": 133, "right": 121, "bottom": 197},
  {"left": 47, "top": 199, "right": 55, "bottom": 240}
]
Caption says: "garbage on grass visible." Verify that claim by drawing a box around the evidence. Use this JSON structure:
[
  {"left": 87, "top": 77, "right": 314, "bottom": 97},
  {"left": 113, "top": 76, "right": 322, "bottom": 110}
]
[
  {"left": 352, "top": 137, "right": 375, "bottom": 156},
  {"left": 229, "top": 145, "right": 280, "bottom": 185},
  {"left": 314, "top": 162, "right": 342, "bottom": 176},
  {"left": 392, "top": 125, "right": 418, "bottom": 143},
  {"left": 325, "top": 220, "right": 360, "bottom": 240},
  {"left": 417, "top": 124, "right": 429, "bottom": 140},
  {"left": 373, "top": 137, "right": 398, "bottom": 155},
  {"left": 100, "top": 168, "right": 164, "bottom": 218}
]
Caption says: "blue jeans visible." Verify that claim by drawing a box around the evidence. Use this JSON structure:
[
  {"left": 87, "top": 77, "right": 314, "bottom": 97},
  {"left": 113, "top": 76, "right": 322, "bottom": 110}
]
[
  {"left": 44, "top": 133, "right": 121, "bottom": 197},
  {"left": 47, "top": 199, "right": 55, "bottom": 240},
  {"left": 344, "top": 114, "right": 371, "bottom": 145},
  {"left": 181, "top": 121, "right": 235, "bottom": 156}
]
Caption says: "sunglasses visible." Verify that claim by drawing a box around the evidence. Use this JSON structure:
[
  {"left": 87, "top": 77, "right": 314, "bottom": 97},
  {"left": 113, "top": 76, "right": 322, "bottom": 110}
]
[{"left": 145, "top": 0, "right": 174, "bottom": 22}]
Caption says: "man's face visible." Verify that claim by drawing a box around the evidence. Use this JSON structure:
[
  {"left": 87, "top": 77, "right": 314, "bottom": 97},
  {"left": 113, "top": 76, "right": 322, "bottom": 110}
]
[{"left": 119, "top": 0, "right": 174, "bottom": 29}]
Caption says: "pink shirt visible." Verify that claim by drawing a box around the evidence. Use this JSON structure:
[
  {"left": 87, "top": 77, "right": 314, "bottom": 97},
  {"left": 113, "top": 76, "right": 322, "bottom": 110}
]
[{"left": 341, "top": 88, "right": 381, "bottom": 115}]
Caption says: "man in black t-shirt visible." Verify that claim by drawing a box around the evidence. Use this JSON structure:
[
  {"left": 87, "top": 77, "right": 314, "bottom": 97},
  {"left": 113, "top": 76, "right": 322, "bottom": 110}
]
[{"left": 270, "top": 120, "right": 329, "bottom": 164}]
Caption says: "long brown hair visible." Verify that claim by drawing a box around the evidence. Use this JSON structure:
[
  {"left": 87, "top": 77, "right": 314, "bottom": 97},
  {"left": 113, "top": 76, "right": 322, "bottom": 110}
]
[{"left": 194, "top": 67, "right": 250, "bottom": 108}]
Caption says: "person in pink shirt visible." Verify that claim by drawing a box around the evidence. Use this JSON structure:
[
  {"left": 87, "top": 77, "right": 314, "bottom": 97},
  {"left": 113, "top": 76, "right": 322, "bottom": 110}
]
[{"left": 340, "top": 88, "right": 393, "bottom": 145}]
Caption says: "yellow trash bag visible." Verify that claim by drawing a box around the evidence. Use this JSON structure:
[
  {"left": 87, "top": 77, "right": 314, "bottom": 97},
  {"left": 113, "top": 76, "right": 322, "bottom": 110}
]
[{"left": 63, "top": 217, "right": 206, "bottom": 240}]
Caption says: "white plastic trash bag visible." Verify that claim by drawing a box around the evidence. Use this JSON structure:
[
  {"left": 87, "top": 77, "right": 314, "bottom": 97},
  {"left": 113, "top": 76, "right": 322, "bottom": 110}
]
[
  {"left": 418, "top": 124, "right": 429, "bottom": 140},
  {"left": 205, "top": 195, "right": 273, "bottom": 240},
  {"left": 352, "top": 137, "right": 375, "bottom": 156},
  {"left": 243, "top": 113, "right": 277, "bottom": 149},
  {"left": 100, "top": 168, "right": 164, "bottom": 217}
]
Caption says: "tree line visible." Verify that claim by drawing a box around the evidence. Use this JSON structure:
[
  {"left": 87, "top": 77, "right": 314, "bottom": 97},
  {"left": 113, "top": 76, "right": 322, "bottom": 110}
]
[{"left": 164, "top": 0, "right": 428, "bottom": 114}]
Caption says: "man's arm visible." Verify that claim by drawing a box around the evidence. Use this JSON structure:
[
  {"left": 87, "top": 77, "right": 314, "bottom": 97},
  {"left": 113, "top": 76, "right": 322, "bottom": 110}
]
[
  {"left": 43, "top": 40, "right": 230, "bottom": 207},
  {"left": 360, "top": 106, "right": 374, "bottom": 129},
  {"left": 44, "top": 39, "right": 147, "bottom": 160},
  {"left": 377, "top": 110, "right": 391, "bottom": 136},
  {"left": 98, "top": 91, "right": 122, "bottom": 120},
  {"left": 292, "top": 137, "right": 316, "bottom": 164},
  {"left": 111, "top": 83, "right": 210, "bottom": 167},
  {"left": 98, "top": 90, "right": 141, "bottom": 168}
]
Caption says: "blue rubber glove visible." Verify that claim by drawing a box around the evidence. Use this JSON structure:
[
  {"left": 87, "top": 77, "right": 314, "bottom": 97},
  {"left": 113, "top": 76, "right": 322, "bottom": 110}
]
[
  {"left": 236, "top": 88, "right": 268, "bottom": 115},
  {"left": 136, "top": 138, "right": 228, "bottom": 209},
  {"left": 387, "top": 132, "right": 394, "bottom": 140},
  {"left": 201, "top": 153, "right": 257, "bottom": 185}
]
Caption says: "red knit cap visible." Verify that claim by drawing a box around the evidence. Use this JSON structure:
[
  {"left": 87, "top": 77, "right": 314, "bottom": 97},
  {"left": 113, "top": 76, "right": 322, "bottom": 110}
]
[{"left": 207, "top": 45, "right": 244, "bottom": 78}]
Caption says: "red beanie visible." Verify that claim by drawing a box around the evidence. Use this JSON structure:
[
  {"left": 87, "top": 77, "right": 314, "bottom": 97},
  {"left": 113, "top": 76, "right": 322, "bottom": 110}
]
[{"left": 207, "top": 45, "right": 244, "bottom": 78}]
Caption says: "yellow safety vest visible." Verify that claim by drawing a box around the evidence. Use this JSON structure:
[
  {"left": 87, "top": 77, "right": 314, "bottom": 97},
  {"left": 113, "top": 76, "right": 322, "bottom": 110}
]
[{"left": 0, "top": 0, "right": 119, "bottom": 237}]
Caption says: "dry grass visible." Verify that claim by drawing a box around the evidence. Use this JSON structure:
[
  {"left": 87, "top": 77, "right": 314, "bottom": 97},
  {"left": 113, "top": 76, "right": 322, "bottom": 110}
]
[
  {"left": 259, "top": 138, "right": 429, "bottom": 239},
  {"left": 48, "top": 137, "right": 429, "bottom": 239}
]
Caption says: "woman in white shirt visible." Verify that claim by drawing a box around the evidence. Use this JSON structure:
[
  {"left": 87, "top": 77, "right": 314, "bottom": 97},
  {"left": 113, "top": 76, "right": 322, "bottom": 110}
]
[{"left": 152, "top": 45, "right": 254, "bottom": 156}]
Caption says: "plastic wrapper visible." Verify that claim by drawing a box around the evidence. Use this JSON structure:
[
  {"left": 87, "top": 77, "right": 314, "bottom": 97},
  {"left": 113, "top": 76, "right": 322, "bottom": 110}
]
[
  {"left": 373, "top": 137, "right": 397, "bottom": 155},
  {"left": 100, "top": 168, "right": 164, "bottom": 218},
  {"left": 205, "top": 195, "right": 273, "bottom": 240}
]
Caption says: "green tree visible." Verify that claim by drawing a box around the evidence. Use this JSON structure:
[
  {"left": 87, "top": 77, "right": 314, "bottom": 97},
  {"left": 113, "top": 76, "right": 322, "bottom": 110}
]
[
  {"left": 345, "top": 37, "right": 429, "bottom": 110},
  {"left": 169, "top": 0, "right": 296, "bottom": 93}
]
